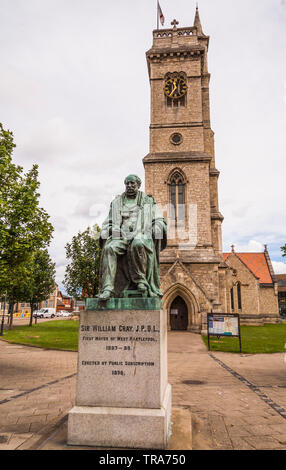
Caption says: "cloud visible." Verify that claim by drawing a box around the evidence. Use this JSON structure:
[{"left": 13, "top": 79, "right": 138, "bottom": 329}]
[
  {"left": 0, "top": 64, "right": 43, "bottom": 111},
  {"left": 73, "top": 199, "right": 95, "bottom": 220},
  {"left": 225, "top": 240, "right": 264, "bottom": 253},
  {"left": 272, "top": 261, "right": 286, "bottom": 274},
  {"left": 1, "top": 0, "right": 285, "bottom": 287},
  {"left": 16, "top": 117, "right": 81, "bottom": 163},
  {"left": 55, "top": 258, "right": 68, "bottom": 269},
  {"left": 50, "top": 215, "right": 68, "bottom": 233},
  {"left": 231, "top": 205, "right": 252, "bottom": 219}
]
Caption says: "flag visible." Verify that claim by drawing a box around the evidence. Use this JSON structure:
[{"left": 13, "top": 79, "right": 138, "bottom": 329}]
[{"left": 157, "top": 1, "right": 165, "bottom": 27}]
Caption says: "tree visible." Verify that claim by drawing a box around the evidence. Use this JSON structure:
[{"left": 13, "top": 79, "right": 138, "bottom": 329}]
[
  {"left": 281, "top": 244, "right": 286, "bottom": 258},
  {"left": 23, "top": 249, "right": 56, "bottom": 326},
  {"left": 4, "top": 250, "right": 56, "bottom": 328},
  {"left": 64, "top": 225, "right": 101, "bottom": 300},
  {"left": 0, "top": 123, "right": 54, "bottom": 302},
  {"left": 4, "top": 263, "right": 30, "bottom": 328}
]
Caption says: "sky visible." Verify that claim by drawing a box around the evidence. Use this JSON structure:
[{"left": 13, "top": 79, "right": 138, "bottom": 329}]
[{"left": 0, "top": 0, "right": 286, "bottom": 290}]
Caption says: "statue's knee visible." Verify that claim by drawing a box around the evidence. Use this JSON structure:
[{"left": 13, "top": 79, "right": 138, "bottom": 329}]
[
  {"left": 132, "top": 239, "right": 144, "bottom": 250},
  {"left": 104, "top": 243, "right": 115, "bottom": 255}
]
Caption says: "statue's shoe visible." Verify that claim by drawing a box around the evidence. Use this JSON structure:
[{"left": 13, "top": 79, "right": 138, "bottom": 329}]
[
  {"left": 98, "top": 290, "right": 113, "bottom": 301},
  {"left": 137, "top": 283, "right": 147, "bottom": 293}
]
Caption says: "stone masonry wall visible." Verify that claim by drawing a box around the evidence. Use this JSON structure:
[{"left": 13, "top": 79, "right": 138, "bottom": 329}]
[
  {"left": 259, "top": 287, "right": 279, "bottom": 315},
  {"left": 150, "top": 127, "right": 204, "bottom": 153},
  {"left": 224, "top": 253, "right": 260, "bottom": 315},
  {"left": 145, "top": 161, "right": 212, "bottom": 247}
]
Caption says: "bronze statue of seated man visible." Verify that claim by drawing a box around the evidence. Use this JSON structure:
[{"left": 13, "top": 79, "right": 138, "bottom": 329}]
[{"left": 97, "top": 174, "right": 167, "bottom": 301}]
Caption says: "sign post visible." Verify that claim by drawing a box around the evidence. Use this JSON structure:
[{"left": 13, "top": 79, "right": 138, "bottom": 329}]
[{"left": 207, "top": 313, "right": 242, "bottom": 353}]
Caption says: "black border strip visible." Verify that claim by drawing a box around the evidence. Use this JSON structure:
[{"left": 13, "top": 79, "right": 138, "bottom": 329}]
[
  {"left": 209, "top": 353, "right": 286, "bottom": 420},
  {"left": 0, "top": 373, "right": 77, "bottom": 405}
]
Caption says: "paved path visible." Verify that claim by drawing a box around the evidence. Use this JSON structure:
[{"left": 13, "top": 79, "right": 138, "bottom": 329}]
[
  {"left": 168, "top": 332, "right": 286, "bottom": 450},
  {"left": 0, "top": 331, "right": 286, "bottom": 450},
  {"left": 0, "top": 341, "right": 77, "bottom": 450}
]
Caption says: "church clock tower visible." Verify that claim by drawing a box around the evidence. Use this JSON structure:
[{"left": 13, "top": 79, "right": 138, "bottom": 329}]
[{"left": 143, "top": 8, "right": 229, "bottom": 332}]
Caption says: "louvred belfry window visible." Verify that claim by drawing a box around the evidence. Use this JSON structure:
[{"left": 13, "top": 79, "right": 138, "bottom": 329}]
[{"left": 169, "top": 171, "right": 186, "bottom": 224}]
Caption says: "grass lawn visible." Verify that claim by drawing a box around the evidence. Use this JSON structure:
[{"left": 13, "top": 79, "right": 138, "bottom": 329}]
[
  {"left": 1, "top": 320, "right": 286, "bottom": 354},
  {"left": 1, "top": 320, "right": 79, "bottom": 351},
  {"left": 202, "top": 323, "right": 286, "bottom": 354}
]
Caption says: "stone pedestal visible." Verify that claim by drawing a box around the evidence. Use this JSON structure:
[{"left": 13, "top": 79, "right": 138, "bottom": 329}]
[{"left": 67, "top": 299, "right": 172, "bottom": 449}]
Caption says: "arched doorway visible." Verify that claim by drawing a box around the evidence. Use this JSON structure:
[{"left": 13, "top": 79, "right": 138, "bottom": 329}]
[{"left": 170, "top": 296, "right": 188, "bottom": 331}]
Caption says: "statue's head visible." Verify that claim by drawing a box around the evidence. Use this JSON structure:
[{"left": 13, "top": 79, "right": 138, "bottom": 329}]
[{"left": 124, "top": 174, "right": 141, "bottom": 198}]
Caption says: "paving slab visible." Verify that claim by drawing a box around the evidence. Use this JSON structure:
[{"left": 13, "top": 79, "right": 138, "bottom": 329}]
[{"left": 0, "top": 331, "right": 286, "bottom": 450}]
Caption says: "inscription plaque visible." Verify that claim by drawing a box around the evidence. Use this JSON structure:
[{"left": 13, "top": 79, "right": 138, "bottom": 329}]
[{"left": 75, "top": 309, "right": 168, "bottom": 409}]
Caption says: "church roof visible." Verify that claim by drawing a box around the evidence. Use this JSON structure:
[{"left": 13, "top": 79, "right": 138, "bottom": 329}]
[{"left": 223, "top": 252, "right": 273, "bottom": 284}]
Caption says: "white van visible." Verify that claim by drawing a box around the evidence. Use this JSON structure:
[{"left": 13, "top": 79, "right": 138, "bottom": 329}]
[{"left": 33, "top": 308, "right": 56, "bottom": 318}]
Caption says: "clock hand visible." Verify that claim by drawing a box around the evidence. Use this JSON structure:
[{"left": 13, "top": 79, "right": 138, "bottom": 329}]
[{"left": 170, "top": 81, "right": 177, "bottom": 97}]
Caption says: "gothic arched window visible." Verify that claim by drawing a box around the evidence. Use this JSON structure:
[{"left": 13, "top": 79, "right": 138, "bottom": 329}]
[
  {"left": 168, "top": 170, "right": 186, "bottom": 223},
  {"left": 230, "top": 287, "right": 234, "bottom": 310},
  {"left": 237, "top": 282, "right": 242, "bottom": 310}
]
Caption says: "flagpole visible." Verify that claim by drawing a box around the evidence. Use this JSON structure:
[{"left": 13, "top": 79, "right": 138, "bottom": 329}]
[{"left": 157, "top": 1, "right": 159, "bottom": 29}]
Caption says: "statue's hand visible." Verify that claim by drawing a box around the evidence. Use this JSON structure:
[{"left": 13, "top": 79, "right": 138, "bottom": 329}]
[
  {"left": 111, "top": 226, "right": 121, "bottom": 239},
  {"left": 152, "top": 225, "right": 163, "bottom": 240}
]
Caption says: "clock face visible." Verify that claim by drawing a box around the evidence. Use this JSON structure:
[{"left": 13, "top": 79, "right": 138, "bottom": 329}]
[{"left": 164, "top": 77, "right": 187, "bottom": 99}]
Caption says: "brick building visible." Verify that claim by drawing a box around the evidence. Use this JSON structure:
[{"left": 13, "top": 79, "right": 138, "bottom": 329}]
[
  {"left": 17, "top": 284, "right": 58, "bottom": 315},
  {"left": 276, "top": 274, "right": 286, "bottom": 316},
  {"left": 223, "top": 246, "right": 279, "bottom": 325},
  {"left": 56, "top": 290, "right": 74, "bottom": 312},
  {"left": 3, "top": 284, "right": 59, "bottom": 318},
  {"left": 143, "top": 8, "right": 279, "bottom": 331}
]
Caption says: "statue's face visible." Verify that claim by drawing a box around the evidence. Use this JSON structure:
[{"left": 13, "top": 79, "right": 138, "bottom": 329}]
[{"left": 125, "top": 177, "right": 140, "bottom": 198}]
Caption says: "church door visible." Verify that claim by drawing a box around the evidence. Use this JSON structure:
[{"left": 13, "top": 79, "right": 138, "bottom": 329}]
[{"left": 170, "top": 296, "right": 188, "bottom": 331}]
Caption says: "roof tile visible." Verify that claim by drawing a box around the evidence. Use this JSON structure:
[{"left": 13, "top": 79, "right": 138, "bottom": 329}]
[{"left": 223, "top": 252, "right": 273, "bottom": 284}]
